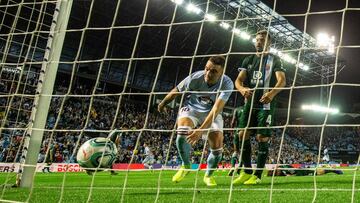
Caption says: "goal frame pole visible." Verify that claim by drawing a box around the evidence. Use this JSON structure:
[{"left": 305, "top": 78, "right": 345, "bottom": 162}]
[{"left": 19, "top": 0, "right": 73, "bottom": 188}]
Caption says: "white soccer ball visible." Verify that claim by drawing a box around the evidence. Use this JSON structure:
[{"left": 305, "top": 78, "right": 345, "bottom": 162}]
[{"left": 76, "top": 137, "right": 118, "bottom": 170}]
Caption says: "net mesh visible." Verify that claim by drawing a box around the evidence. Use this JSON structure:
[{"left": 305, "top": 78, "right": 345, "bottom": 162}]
[{"left": 0, "top": 0, "right": 359, "bottom": 202}]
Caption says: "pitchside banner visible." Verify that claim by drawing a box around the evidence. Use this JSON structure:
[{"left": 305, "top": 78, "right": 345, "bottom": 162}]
[
  {"left": 0, "top": 163, "right": 348, "bottom": 173},
  {"left": 0, "top": 163, "right": 85, "bottom": 173}
]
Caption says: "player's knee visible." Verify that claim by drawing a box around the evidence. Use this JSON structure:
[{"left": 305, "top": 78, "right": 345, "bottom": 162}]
[
  {"left": 177, "top": 126, "right": 192, "bottom": 137},
  {"left": 208, "top": 131, "right": 223, "bottom": 145},
  {"left": 176, "top": 126, "right": 192, "bottom": 149},
  {"left": 210, "top": 148, "right": 223, "bottom": 156}
]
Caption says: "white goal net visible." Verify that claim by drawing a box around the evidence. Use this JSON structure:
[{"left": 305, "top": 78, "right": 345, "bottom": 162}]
[{"left": 0, "top": 0, "right": 359, "bottom": 202}]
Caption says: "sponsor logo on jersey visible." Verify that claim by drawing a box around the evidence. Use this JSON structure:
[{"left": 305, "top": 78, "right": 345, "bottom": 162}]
[
  {"left": 252, "top": 71, "right": 262, "bottom": 79},
  {"left": 197, "top": 96, "right": 214, "bottom": 106},
  {"left": 251, "top": 71, "right": 263, "bottom": 85}
]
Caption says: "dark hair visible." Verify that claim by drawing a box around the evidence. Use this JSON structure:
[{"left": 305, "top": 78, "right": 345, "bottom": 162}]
[
  {"left": 256, "top": 30, "right": 272, "bottom": 41},
  {"left": 209, "top": 55, "right": 226, "bottom": 67}
]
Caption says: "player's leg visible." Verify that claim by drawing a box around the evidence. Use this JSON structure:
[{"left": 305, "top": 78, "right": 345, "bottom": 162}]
[
  {"left": 176, "top": 119, "right": 194, "bottom": 168},
  {"left": 229, "top": 130, "right": 240, "bottom": 176},
  {"left": 233, "top": 104, "right": 254, "bottom": 185},
  {"left": 203, "top": 130, "right": 223, "bottom": 186},
  {"left": 172, "top": 108, "right": 196, "bottom": 183},
  {"left": 203, "top": 114, "right": 224, "bottom": 186},
  {"left": 148, "top": 156, "right": 155, "bottom": 170},
  {"left": 232, "top": 130, "right": 252, "bottom": 185},
  {"left": 244, "top": 134, "right": 269, "bottom": 184},
  {"left": 142, "top": 156, "right": 150, "bottom": 169},
  {"left": 244, "top": 109, "right": 273, "bottom": 185}
]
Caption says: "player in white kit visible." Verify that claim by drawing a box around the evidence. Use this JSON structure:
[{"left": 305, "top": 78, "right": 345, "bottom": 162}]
[
  {"left": 322, "top": 147, "right": 330, "bottom": 163},
  {"left": 158, "top": 56, "right": 234, "bottom": 186},
  {"left": 142, "top": 143, "right": 155, "bottom": 170}
]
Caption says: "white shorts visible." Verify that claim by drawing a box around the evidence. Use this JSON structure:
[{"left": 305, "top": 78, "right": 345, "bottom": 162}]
[
  {"left": 142, "top": 156, "right": 155, "bottom": 164},
  {"left": 177, "top": 106, "right": 223, "bottom": 133},
  {"left": 322, "top": 155, "right": 330, "bottom": 162}
]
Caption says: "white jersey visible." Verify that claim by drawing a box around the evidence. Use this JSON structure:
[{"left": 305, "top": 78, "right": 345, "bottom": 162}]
[
  {"left": 176, "top": 71, "right": 234, "bottom": 113},
  {"left": 143, "top": 146, "right": 155, "bottom": 165},
  {"left": 145, "top": 146, "right": 153, "bottom": 157},
  {"left": 324, "top": 148, "right": 328, "bottom": 156},
  {"left": 323, "top": 148, "right": 330, "bottom": 162}
]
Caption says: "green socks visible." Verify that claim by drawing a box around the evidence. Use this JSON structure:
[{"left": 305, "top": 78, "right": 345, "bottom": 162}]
[
  {"left": 241, "top": 139, "right": 253, "bottom": 174},
  {"left": 255, "top": 142, "right": 269, "bottom": 179}
]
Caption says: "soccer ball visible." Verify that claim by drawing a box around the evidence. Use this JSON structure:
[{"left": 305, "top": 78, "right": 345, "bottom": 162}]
[{"left": 76, "top": 137, "right": 118, "bottom": 170}]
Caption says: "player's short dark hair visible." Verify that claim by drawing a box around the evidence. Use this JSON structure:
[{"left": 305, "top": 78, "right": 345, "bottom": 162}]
[
  {"left": 209, "top": 55, "right": 226, "bottom": 68},
  {"left": 256, "top": 30, "right": 272, "bottom": 42}
]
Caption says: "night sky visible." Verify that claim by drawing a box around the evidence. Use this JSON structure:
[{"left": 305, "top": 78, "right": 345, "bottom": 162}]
[{"left": 261, "top": 0, "right": 360, "bottom": 112}]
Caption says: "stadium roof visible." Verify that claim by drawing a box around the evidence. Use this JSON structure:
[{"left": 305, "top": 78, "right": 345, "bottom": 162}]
[
  {"left": 0, "top": 0, "right": 346, "bottom": 96},
  {"left": 213, "top": 0, "right": 346, "bottom": 85}
]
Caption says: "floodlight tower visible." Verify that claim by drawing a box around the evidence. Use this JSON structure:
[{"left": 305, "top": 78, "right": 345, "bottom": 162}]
[{"left": 316, "top": 32, "right": 335, "bottom": 106}]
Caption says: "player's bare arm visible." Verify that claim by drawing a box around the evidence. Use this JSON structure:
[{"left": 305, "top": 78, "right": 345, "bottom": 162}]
[
  {"left": 158, "top": 87, "right": 180, "bottom": 113},
  {"left": 259, "top": 71, "right": 286, "bottom": 104},
  {"left": 235, "top": 70, "right": 252, "bottom": 99},
  {"left": 186, "top": 99, "right": 226, "bottom": 145}
]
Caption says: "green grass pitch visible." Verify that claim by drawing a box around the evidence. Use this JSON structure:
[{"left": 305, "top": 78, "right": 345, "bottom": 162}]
[{"left": 0, "top": 169, "right": 358, "bottom": 203}]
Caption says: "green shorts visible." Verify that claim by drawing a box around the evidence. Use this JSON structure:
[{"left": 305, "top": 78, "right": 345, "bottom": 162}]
[{"left": 238, "top": 103, "right": 275, "bottom": 137}]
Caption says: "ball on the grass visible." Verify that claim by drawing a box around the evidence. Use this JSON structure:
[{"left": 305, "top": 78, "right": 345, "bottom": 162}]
[{"left": 76, "top": 137, "right": 118, "bottom": 169}]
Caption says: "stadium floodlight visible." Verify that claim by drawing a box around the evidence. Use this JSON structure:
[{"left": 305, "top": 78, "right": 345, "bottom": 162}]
[
  {"left": 186, "top": 3, "right": 202, "bottom": 14},
  {"left": 282, "top": 54, "right": 293, "bottom": 64},
  {"left": 297, "top": 62, "right": 309, "bottom": 71},
  {"left": 316, "top": 33, "right": 330, "bottom": 47},
  {"left": 301, "top": 104, "right": 339, "bottom": 114},
  {"left": 232, "top": 28, "right": 240, "bottom": 35},
  {"left": 240, "top": 31, "right": 251, "bottom": 40},
  {"left": 219, "top": 22, "right": 230, "bottom": 30},
  {"left": 171, "top": 0, "right": 184, "bottom": 5},
  {"left": 269, "top": 47, "right": 278, "bottom": 54},
  {"left": 316, "top": 32, "right": 335, "bottom": 54},
  {"left": 328, "top": 42, "right": 335, "bottom": 54},
  {"left": 204, "top": 14, "right": 216, "bottom": 22},
  {"left": 252, "top": 38, "right": 256, "bottom": 43}
]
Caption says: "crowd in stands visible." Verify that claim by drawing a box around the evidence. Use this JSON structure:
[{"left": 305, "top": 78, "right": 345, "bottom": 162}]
[
  {"left": 287, "top": 127, "right": 360, "bottom": 152},
  {"left": 0, "top": 71, "right": 359, "bottom": 166}
]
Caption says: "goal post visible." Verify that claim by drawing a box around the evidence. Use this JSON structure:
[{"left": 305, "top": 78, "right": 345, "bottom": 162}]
[{"left": 18, "top": 0, "right": 73, "bottom": 188}]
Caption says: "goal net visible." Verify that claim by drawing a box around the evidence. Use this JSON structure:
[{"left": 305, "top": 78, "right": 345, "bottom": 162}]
[{"left": 0, "top": 0, "right": 359, "bottom": 202}]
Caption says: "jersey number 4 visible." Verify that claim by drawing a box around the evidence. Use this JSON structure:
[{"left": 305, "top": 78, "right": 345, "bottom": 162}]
[{"left": 266, "top": 115, "right": 272, "bottom": 127}]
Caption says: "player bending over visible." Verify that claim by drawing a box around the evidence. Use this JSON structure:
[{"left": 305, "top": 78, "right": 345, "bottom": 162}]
[
  {"left": 267, "top": 164, "right": 343, "bottom": 176},
  {"left": 233, "top": 30, "right": 286, "bottom": 185},
  {"left": 158, "top": 56, "right": 234, "bottom": 186}
]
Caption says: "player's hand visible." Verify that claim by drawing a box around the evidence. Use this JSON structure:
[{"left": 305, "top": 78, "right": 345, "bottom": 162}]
[
  {"left": 157, "top": 102, "right": 167, "bottom": 113},
  {"left": 186, "top": 130, "right": 203, "bottom": 145},
  {"left": 240, "top": 87, "right": 253, "bottom": 99},
  {"left": 260, "top": 92, "right": 274, "bottom": 104}
]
